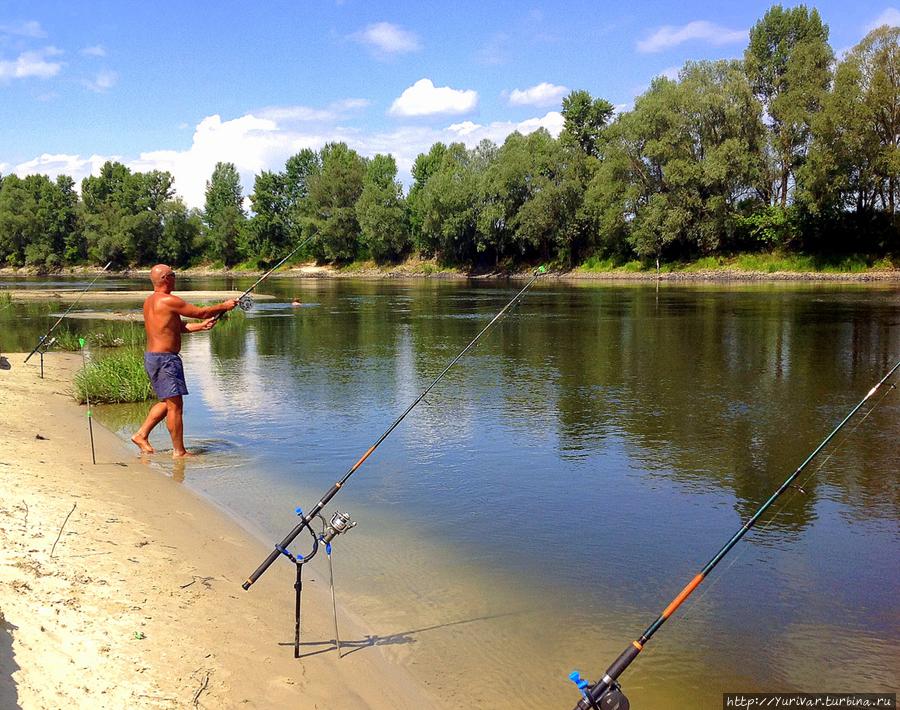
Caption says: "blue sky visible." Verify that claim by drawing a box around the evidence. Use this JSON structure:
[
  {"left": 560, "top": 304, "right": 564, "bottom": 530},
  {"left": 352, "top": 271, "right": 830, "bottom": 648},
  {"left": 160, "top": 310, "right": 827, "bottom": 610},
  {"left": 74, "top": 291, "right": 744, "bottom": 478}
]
[{"left": 1, "top": 1, "right": 898, "bottom": 207}]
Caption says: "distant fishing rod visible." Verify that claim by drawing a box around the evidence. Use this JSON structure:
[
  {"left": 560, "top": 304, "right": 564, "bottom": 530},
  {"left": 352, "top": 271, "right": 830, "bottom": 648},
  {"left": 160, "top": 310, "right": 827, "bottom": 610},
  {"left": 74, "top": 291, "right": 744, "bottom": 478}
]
[
  {"left": 212, "top": 236, "right": 316, "bottom": 322},
  {"left": 25, "top": 262, "right": 113, "bottom": 363},
  {"left": 242, "top": 266, "right": 546, "bottom": 591},
  {"left": 569, "top": 358, "right": 900, "bottom": 710}
]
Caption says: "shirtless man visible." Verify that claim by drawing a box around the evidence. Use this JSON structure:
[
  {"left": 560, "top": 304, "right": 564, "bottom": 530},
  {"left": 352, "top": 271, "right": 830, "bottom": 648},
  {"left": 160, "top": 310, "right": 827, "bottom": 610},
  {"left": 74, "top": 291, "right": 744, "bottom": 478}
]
[{"left": 131, "top": 264, "right": 237, "bottom": 457}]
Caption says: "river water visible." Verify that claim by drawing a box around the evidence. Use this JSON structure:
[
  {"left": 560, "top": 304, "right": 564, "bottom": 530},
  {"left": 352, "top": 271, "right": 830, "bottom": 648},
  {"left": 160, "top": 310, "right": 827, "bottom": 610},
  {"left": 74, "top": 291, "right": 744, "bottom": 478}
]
[{"left": 2, "top": 276, "right": 898, "bottom": 709}]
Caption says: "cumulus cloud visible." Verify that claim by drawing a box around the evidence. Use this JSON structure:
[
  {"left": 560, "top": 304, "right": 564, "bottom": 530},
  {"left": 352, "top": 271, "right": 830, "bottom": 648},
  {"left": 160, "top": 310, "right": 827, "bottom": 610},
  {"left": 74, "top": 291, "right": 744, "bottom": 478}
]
[
  {"left": 80, "top": 45, "right": 107, "bottom": 57},
  {"left": 353, "top": 22, "right": 421, "bottom": 56},
  {"left": 0, "top": 20, "right": 46, "bottom": 38},
  {"left": 0, "top": 47, "right": 63, "bottom": 81},
  {"left": 865, "top": 8, "right": 900, "bottom": 32},
  {"left": 389, "top": 78, "right": 477, "bottom": 117},
  {"left": 11, "top": 105, "right": 566, "bottom": 209},
  {"left": 637, "top": 20, "right": 746, "bottom": 53},
  {"left": 507, "top": 82, "right": 568, "bottom": 107},
  {"left": 83, "top": 69, "right": 118, "bottom": 92},
  {"left": 657, "top": 66, "right": 681, "bottom": 81}
]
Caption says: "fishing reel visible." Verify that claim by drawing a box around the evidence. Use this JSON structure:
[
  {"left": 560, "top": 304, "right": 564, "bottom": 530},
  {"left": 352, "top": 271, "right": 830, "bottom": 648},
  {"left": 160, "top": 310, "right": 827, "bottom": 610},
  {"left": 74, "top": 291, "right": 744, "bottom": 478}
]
[
  {"left": 570, "top": 673, "right": 629, "bottom": 710},
  {"left": 321, "top": 511, "right": 357, "bottom": 544},
  {"left": 238, "top": 294, "right": 254, "bottom": 311}
]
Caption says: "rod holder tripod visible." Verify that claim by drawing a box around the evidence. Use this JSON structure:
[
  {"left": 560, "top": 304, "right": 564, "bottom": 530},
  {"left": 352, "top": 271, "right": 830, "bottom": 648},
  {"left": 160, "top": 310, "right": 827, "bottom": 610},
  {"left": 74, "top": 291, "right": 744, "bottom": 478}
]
[
  {"left": 278, "top": 508, "right": 357, "bottom": 659},
  {"left": 36, "top": 337, "right": 57, "bottom": 379}
]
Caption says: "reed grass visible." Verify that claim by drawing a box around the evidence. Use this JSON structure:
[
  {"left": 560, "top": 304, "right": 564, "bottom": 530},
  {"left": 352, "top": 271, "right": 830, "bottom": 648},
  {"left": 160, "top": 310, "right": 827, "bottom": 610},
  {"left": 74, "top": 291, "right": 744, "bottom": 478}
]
[
  {"left": 73, "top": 348, "right": 154, "bottom": 404},
  {"left": 55, "top": 322, "right": 143, "bottom": 351}
]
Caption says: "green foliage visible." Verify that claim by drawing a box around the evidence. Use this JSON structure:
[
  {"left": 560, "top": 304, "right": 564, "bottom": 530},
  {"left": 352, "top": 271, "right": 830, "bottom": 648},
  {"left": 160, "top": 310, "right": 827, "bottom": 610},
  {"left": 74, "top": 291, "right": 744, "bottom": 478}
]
[
  {"left": 306, "top": 142, "right": 367, "bottom": 262},
  {"left": 55, "top": 321, "right": 143, "bottom": 351},
  {"left": 356, "top": 154, "right": 410, "bottom": 262},
  {"left": 73, "top": 348, "right": 154, "bottom": 404},
  {"left": 561, "top": 90, "right": 615, "bottom": 157},
  {"left": 203, "top": 162, "right": 246, "bottom": 267}
]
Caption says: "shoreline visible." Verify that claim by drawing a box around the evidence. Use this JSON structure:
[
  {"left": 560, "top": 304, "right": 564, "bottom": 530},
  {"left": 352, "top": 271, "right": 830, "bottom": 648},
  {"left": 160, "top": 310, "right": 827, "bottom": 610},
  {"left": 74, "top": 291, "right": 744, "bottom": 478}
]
[
  {"left": 1, "top": 262, "right": 899, "bottom": 283},
  {"left": 0, "top": 353, "right": 440, "bottom": 709}
]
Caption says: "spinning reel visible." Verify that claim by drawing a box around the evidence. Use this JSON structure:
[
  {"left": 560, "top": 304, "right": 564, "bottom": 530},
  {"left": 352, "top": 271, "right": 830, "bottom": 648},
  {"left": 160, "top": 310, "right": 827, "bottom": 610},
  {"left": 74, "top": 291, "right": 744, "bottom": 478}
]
[{"left": 237, "top": 294, "right": 254, "bottom": 311}]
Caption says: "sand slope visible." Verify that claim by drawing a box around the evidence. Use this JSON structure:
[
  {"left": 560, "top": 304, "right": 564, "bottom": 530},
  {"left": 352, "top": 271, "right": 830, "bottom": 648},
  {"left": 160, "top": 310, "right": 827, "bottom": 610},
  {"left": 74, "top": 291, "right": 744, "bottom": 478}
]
[{"left": 0, "top": 353, "right": 439, "bottom": 709}]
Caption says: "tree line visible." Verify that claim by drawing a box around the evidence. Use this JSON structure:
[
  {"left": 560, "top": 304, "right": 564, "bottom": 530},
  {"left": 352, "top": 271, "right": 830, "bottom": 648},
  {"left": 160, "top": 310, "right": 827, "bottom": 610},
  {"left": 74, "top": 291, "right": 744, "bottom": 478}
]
[{"left": 1, "top": 5, "right": 898, "bottom": 272}]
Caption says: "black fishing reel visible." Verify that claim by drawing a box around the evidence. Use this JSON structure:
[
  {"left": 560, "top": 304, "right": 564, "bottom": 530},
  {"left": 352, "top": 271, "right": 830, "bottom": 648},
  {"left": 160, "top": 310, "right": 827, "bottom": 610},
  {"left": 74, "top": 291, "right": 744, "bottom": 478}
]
[
  {"left": 570, "top": 673, "right": 630, "bottom": 710},
  {"left": 238, "top": 294, "right": 254, "bottom": 311}
]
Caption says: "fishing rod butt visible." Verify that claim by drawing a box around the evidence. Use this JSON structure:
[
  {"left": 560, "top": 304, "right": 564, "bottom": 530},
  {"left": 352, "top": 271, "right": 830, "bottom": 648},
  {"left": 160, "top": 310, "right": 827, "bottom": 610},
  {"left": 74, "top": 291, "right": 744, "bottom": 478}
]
[{"left": 243, "top": 547, "right": 282, "bottom": 590}]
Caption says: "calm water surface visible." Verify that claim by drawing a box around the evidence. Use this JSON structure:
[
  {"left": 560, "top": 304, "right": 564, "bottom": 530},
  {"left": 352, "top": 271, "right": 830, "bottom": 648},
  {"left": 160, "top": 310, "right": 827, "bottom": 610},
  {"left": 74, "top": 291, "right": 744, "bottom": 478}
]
[{"left": 2, "top": 277, "right": 898, "bottom": 709}]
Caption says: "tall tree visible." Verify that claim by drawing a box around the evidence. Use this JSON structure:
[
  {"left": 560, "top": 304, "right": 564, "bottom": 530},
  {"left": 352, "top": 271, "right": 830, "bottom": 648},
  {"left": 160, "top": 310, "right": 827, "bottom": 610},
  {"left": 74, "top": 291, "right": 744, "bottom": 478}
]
[
  {"left": 203, "top": 162, "right": 246, "bottom": 267},
  {"left": 306, "top": 142, "right": 366, "bottom": 262},
  {"left": 356, "top": 154, "right": 410, "bottom": 262},
  {"left": 744, "top": 5, "right": 833, "bottom": 207},
  {"left": 408, "top": 142, "right": 448, "bottom": 254},
  {"left": 561, "top": 90, "right": 615, "bottom": 158}
]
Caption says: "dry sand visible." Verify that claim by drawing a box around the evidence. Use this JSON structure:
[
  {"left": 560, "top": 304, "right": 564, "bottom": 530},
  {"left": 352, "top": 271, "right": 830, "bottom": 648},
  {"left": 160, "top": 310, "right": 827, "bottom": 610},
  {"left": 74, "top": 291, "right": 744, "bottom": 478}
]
[{"left": 0, "top": 353, "right": 440, "bottom": 709}]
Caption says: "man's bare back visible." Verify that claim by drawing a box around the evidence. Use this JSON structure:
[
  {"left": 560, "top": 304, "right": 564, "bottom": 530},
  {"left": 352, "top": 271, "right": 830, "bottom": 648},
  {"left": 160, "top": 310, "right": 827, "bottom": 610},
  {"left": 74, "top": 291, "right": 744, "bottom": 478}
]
[{"left": 131, "top": 264, "right": 237, "bottom": 458}]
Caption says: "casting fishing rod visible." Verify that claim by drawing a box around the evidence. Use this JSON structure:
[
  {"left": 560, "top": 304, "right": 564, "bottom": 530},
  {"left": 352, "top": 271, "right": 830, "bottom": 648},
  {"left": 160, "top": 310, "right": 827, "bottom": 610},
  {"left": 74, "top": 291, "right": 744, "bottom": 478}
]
[
  {"left": 242, "top": 266, "right": 546, "bottom": 591},
  {"left": 212, "top": 235, "right": 316, "bottom": 322},
  {"left": 24, "top": 262, "right": 113, "bottom": 363},
  {"left": 569, "top": 358, "right": 900, "bottom": 710}
]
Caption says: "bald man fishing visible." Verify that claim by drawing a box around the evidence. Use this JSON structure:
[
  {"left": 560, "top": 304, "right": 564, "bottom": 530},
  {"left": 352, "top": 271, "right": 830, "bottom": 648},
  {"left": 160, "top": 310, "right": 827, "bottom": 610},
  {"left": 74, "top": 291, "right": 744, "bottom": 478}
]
[{"left": 131, "top": 264, "right": 238, "bottom": 457}]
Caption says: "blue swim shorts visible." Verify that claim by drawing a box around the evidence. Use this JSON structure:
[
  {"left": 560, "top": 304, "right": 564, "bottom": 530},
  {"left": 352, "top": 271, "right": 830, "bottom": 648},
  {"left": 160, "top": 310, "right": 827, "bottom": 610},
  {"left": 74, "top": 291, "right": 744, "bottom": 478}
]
[{"left": 144, "top": 352, "right": 189, "bottom": 400}]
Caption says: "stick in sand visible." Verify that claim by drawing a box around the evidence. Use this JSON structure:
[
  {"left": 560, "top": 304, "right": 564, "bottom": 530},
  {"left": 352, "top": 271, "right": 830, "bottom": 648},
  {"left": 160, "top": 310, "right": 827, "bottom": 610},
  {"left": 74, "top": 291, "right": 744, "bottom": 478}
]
[
  {"left": 79, "top": 338, "right": 96, "bottom": 465},
  {"left": 50, "top": 503, "right": 77, "bottom": 558}
]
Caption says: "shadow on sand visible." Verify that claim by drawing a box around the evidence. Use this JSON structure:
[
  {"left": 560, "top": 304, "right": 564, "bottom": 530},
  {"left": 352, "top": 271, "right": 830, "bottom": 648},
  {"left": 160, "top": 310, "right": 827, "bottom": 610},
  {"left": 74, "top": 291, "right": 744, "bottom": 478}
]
[
  {"left": 0, "top": 615, "right": 21, "bottom": 710},
  {"left": 280, "top": 610, "right": 527, "bottom": 660}
]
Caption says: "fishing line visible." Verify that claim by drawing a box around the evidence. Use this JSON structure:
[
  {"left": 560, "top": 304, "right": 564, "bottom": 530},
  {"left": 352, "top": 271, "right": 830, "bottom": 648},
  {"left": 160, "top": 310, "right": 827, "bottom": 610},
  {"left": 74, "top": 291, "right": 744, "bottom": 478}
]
[
  {"left": 569, "top": 358, "right": 900, "bottom": 710},
  {"left": 676, "top": 379, "right": 897, "bottom": 630},
  {"left": 211, "top": 236, "right": 316, "bottom": 323},
  {"left": 24, "top": 262, "right": 113, "bottom": 364},
  {"left": 242, "top": 267, "right": 546, "bottom": 592}
]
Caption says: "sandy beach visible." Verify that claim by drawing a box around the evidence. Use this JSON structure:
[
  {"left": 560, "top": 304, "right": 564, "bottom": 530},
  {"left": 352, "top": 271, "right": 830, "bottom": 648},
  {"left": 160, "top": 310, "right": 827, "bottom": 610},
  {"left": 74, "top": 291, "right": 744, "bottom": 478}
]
[{"left": 0, "top": 353, "right": 439, "bottom": 709}]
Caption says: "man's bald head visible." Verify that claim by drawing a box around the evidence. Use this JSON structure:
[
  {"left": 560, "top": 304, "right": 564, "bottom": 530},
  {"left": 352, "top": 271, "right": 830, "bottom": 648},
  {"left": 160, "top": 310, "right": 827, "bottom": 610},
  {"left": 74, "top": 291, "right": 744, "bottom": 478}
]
[{"left": 150, "top": 264, "right": 175, "bottom": 288}]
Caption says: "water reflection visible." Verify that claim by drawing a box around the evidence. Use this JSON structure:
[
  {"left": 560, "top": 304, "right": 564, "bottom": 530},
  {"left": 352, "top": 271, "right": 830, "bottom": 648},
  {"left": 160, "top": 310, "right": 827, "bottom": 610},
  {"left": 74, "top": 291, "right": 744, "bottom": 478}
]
[{"left": 3, "top": 277, "right": 899, "bottom": 707}]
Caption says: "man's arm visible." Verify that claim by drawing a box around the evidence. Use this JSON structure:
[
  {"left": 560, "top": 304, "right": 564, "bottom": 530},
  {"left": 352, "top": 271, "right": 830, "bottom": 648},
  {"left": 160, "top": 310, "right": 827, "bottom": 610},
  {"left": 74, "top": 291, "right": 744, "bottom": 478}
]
[
  {"left": 182, "top": 318, "right": 218, "bottom": 333},
  {"left": 165, "top": 295, "right": 239, "bottom": 320}
]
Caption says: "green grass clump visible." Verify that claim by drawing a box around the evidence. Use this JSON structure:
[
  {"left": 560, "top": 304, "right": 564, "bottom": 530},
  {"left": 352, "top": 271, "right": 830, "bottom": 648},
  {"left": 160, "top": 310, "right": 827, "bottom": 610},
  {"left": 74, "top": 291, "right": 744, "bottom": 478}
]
[
  {"left": 55, "top": 322, "right": 143, "bottom": 351},
  {"left": 73, "top": 348, "right": 154, "bottom": 404},
  {"left": 0, "top": 291, "right": 11, "bottom": 306}
]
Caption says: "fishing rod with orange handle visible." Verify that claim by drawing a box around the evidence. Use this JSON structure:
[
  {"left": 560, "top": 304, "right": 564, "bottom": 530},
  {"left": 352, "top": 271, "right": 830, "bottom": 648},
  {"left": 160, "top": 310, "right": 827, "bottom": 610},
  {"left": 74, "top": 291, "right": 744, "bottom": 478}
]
[
  {"left": 242, "top": 266, "right": 547, "bottom": 592},
  {"left": 24, "top": 261, "right": 113, "bottom": 363},
  {"left": 569, "top": 358, "right": 900, "bottom": 710},
  {"left": 211, "top": 235, "right": 317, "bottom": 323}
]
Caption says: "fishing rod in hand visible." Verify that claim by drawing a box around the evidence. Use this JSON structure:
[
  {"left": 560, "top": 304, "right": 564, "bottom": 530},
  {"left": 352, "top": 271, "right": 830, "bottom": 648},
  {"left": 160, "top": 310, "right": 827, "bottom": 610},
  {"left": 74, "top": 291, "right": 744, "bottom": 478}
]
[
  {"left": 25, "top": 261, "right": 113, "bottom": 363},
  {"left": 242, "top": 266, "right": 547, "bottom": 591},
  {"left": 211, "top": 235, "right": 317, "bottom": 323},
  {"left": 569, "top": 358, "right": 900, "bottom": 710}
]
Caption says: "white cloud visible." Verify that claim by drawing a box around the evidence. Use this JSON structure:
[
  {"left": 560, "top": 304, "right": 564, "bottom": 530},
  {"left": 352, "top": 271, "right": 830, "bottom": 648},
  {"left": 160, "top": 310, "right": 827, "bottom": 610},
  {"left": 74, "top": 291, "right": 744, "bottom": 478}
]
[
  {"left": 14, "top": 153, "right": 113, "bottom": 185},
  {"left": 658, "top": 66, "right": 681, "bottom": 81},
  {"left": 389, "top": 78, "right": 478, "bottom": 117},
  {"left": 257, "top": 98, "right": 369, "bottom": 124},
  {"left": 0, "top": 20, "right": 46, "bottom": 38},
  {"left": 507, "top": 82, "right": 568, "bottom": 107},
  {"left": 353, "top": 22, "right": 421, "bottom": 56},
  {"left": 83, "top": 69, "right": 118, "bottom": 92},
  {"left": 11, "top": 106, "right": 565, "bottom": 209},
  {"left": 0, "top": 48, "right": 63, "bottom": 81},
  {"left": 637, "top": 20, "right": 746, "bottom": 53},
  {"left": 865, "top": 8, "right": 900, "bottom": 32},
  {"left": 80, "top": 45, "right": 107, "bottom": 57}
]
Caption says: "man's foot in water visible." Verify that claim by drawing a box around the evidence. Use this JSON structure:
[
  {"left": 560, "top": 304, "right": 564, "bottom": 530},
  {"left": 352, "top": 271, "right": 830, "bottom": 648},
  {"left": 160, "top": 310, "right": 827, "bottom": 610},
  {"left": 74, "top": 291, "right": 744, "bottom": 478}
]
[
  {"left": 131, "top": 433, "right": 155, "bottom": 454},
  {"left": 172, "top": 449, "right": 198, "bottom": 459}
]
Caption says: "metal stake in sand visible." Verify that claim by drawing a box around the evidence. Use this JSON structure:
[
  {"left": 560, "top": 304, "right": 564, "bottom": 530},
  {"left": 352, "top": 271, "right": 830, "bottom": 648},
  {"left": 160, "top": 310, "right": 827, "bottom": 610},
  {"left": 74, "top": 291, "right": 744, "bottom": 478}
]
[{"left": 79, "top": 337, "right": 96, "bottom": 465}]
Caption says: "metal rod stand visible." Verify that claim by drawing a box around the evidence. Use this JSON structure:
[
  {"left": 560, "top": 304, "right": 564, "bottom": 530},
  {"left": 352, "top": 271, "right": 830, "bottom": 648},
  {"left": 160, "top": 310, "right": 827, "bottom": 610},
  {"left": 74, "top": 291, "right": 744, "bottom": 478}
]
[{"left": 293, "top": 562, "right": 303, "bottom": 659}]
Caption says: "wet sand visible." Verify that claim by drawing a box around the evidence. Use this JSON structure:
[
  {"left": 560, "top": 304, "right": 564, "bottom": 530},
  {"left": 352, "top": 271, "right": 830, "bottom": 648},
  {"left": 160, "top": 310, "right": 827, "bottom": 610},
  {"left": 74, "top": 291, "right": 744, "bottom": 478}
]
[{"left": 0, "top": 353, "right": 439, "bottom": 709}]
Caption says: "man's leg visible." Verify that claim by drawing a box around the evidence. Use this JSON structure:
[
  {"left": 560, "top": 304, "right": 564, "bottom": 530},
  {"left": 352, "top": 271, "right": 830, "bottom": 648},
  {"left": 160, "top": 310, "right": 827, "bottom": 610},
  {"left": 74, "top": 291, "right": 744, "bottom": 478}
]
[
  {"left": 166, "top": 395, "right": 192, "bottom": 458},
  {"left": 132, "top": 400, "right": 167, "bottom": 453}
]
